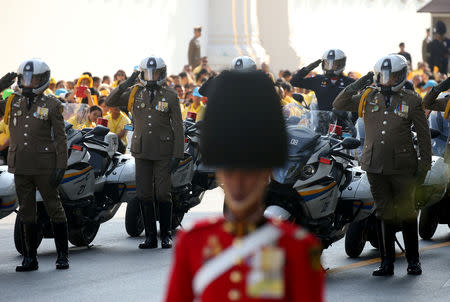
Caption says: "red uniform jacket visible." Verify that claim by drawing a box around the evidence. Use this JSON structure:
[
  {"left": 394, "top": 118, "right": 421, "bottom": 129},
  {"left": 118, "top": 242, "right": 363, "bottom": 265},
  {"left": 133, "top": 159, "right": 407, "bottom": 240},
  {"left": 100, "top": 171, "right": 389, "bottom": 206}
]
[{"left": 164, "top": 217, "right": 324, "bottom": 302}]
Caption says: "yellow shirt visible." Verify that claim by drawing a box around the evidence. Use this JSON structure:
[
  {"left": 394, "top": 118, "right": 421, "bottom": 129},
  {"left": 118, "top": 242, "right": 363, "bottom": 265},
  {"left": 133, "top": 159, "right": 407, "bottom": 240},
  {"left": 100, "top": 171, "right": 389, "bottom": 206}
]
[
  {"left": 193, "top": 64, "right": 203, "bottom": 75},
  {"left": 182, "top": 102, "right": 205, "bottom": 121},
  {"left": 0, "top": 118, "right": 10, "bottom": 146},
  {"left": 44, "top": 88, "right": 55, "bottom": 96},
  {"left": 281, "top": 95, "right": 299, "bottom": 107},
  {"left": 302, "top": 91, "right": 315, "bottom": 106},
  {"left": 407, "top": 69, "right": 425, "bottom": 81},
  {"left": 105, "top": 112, "right": 131, "bottom": 145},
  {"left": 67, "top": 115, "right": 95, "bottom": 130}
]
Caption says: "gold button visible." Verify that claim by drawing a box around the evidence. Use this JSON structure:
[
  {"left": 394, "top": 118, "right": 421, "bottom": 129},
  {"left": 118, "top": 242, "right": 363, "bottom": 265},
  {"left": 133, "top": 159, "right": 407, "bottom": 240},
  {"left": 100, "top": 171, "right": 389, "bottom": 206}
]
[
  {"left": 228, "top": 289, "right": 241, "bottom": 301},
  {"left": 230, "top": 271, "right": 242, "bottom": 283}
]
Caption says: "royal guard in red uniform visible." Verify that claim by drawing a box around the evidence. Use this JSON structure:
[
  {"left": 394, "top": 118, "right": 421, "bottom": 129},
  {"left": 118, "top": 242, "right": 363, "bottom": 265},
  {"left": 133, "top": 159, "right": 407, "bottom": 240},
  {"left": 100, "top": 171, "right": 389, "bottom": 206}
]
[{"left": 164, "top": 70, "right": 324, "bottom": 302}]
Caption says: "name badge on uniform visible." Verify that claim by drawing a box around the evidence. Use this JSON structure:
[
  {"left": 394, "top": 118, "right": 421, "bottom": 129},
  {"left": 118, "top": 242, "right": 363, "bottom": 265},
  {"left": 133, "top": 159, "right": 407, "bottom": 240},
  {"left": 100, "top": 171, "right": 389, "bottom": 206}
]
[
  {"left": 247, "top": 245, "right": 285, "bottom": 299},
  {"left": 34, "top": 106, "right": 49, "bottom": 120}
]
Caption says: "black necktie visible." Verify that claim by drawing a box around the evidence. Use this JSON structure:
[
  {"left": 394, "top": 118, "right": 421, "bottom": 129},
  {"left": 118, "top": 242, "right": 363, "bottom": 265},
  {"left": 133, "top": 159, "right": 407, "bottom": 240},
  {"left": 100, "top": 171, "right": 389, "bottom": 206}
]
[
  {"left": 150, "top": 90, "right": 155, "bottom": 102},
  {"left": 384, "top": 95, "right": 391, "bottom": 108}
]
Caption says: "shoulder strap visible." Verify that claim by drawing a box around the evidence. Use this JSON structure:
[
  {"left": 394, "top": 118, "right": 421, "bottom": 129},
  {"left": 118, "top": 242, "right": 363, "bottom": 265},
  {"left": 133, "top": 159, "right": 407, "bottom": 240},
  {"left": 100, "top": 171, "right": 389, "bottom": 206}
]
[
  {"left": 192, "top": 224, "right": 282, "bottom": 297},
  {"left": 4, "top": 94, "right": 15, "bottom": 125},
  {"left": 128, "top": 85, "right": 140, "bottom": 113},
  {"left": 358, "top": 88, "right": 373, "bottom": 118}
]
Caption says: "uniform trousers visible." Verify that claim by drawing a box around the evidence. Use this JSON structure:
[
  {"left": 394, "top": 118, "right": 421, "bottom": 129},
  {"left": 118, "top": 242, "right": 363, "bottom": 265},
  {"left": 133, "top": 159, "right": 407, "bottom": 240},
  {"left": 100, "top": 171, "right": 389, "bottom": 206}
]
[
  {"left": 135, "top": 158, "right": 172, "bottom": 204},
  {"left": 15, "top": 174, "right": 66, "bottom": 224}
]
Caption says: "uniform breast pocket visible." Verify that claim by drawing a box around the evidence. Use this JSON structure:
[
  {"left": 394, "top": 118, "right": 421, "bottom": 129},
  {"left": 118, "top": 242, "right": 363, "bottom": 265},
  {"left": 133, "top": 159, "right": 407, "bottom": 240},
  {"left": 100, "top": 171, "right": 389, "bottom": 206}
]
[
  {"left": 394, "top": 145, "right": 417, "bottom": 170},
  {"left": 131, "top": 134, "right": 142, "bottom": 154},
  {"left": 159, "top": 135, "right": 173, "bottom": 156}
]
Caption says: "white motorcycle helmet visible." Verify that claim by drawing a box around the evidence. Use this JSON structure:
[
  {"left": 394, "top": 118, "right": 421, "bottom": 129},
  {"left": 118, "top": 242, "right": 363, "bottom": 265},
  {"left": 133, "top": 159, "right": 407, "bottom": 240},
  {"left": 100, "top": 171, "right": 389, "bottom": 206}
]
[
  {"left": 321, "top": 49, "right": 346, "bottom": 76},
  {"left": 17, "top": 59, "right": 50, "bottom": 96},
  {"left": 374, "top": 54, "right": 408, "bottom": 94},
  {"left": 138, "top": 56, "right": 167, "bottom": 86},
  {"left": 231, "top": 56, "right": 257, "bottom": 71}
]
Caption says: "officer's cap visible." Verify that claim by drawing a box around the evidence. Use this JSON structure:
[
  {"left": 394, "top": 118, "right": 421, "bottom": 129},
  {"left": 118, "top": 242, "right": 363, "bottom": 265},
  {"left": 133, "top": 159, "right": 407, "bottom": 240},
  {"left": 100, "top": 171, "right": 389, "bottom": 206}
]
[{"left": 201, "top": 70, "right": 287, "bottom": 169}]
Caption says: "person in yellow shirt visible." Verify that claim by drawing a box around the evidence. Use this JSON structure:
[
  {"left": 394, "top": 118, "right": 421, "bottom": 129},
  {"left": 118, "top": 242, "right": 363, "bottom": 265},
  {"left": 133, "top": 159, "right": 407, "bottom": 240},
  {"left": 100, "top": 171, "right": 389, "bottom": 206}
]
[
  {"left": 0, "top": 116, "right": 10, "bottom": 150},
  {"left": 193, "top": 56, "right": 211, "bottom": 76},
  {"left": 67, "top": 105, "right": 102, "bottom": 130},
  {"left": 280, "top": 82, "right": 299, "bottom": 106},
  {"left": 105, "top": 106, "right": 131, "bottom": 153},
  {"left": 44, "top": 77, "right": 57, "bottom": 95},
  {"left": 182, "top": 87, "right": 205, "bottom": 121}
]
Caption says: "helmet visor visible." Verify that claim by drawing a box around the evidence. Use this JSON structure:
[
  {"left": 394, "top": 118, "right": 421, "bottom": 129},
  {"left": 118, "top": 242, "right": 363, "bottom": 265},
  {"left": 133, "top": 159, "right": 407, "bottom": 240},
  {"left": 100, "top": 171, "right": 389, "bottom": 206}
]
[
  {"left": 22, "top": 71, "right": 46, "bottom": 88},
  {"left": 323, "top": 58, "right": 345, "bottom": 71},
  {"left": 143, "top": 68, "right": 162, "bottom": 82},
  {"left": 379, "top": 70, "right": 403, "bottom": 86}
]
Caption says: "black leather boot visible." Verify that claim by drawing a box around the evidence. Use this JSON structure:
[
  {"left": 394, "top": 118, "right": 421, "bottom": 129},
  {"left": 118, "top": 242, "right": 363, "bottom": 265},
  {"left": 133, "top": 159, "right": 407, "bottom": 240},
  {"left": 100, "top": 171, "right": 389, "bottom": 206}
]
[
  {"left": 16, "top": 223, "right": 39, "bottom": 272},
  {"left": 139, "top": 200, "right": 158, "bottom": 249},
  {"left": 402, "top": 220, "right": 422, "bottom": 275},
  {"left": 53, "top": 221, "right": 69, "bottom": 269},
  {"left": 159, "top": 202, "right": 173, "bottom": 249},
  {"left": 373, "top": 219, "right": 395, "bottom": 276}
]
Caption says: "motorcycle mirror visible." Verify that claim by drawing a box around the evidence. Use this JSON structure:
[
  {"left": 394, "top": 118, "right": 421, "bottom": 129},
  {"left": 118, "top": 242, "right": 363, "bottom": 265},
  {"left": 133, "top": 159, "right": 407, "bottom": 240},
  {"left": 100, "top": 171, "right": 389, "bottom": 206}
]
[
  {"left": 64, "top": 121, "right": 73, "bottom": 131},
  {"left": 292, "top": 93, "right": 309, "bottom": 110},
  {"left": 341, "top": 137, "right": 361, "bottom": 150},
  {"left": 430, "top": 128, "right": 441, "bottom": 139}
]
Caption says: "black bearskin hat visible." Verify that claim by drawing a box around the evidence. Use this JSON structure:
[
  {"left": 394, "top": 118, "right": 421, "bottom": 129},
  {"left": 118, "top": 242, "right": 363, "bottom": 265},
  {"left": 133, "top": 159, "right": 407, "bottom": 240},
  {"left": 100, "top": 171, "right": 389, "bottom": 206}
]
[{"left": 200, "top": 70, "right": 287, "bottom": 168}]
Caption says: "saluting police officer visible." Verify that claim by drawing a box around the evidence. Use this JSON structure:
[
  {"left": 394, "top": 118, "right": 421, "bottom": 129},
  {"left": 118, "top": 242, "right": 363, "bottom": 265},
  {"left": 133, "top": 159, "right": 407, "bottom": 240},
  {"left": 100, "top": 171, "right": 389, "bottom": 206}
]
[
  {"left": 423, "top": 77, "right": 450, "bottom": 162},
  {"left": 106, "top": 56, "right": 184, "bottom": 249},
  {"left": 291, "top": 49, "right": 355, "bottom": 111},
  {"left": 0, "top": 59, "right": 69, "bottom": 271},
  {"left": 333, "top": 54, "right": 432, "bottom": 276},
  {"left": 164, "top": 70, "right": 324, "bottom": 302}
]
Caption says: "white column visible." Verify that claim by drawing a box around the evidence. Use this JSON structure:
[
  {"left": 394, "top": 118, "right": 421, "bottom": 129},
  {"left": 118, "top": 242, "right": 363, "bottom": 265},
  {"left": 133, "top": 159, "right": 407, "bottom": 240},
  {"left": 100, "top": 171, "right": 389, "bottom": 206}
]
[{"left": 207, "top": 0, "right": 267, "bottom": 71}]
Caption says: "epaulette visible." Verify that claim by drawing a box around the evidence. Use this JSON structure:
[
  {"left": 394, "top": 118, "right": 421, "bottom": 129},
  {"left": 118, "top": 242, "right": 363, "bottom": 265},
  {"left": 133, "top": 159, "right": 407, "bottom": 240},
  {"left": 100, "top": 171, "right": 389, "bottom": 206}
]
[
  {"left": 400, "top": 88, "right": 420, "bottom": 98},
  {"left": 162, "top": 86, "right": 177, "bottom": 96},
  {"left": 182, "top": 216, "right": 225, "bottom": 233}
]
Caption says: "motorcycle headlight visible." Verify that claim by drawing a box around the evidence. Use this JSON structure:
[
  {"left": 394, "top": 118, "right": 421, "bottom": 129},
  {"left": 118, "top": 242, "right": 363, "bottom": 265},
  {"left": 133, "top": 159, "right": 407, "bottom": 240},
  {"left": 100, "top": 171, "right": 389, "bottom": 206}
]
[{"left": 300, "top": 164, "right": 317, "bottom": 180}]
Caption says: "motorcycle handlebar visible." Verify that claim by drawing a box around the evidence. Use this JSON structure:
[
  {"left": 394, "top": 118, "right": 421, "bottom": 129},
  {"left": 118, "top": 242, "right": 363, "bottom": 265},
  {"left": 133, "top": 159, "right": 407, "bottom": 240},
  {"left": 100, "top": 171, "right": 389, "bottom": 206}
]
[{"left": 332, "top": 151, "right": 355, "bottom": 161}]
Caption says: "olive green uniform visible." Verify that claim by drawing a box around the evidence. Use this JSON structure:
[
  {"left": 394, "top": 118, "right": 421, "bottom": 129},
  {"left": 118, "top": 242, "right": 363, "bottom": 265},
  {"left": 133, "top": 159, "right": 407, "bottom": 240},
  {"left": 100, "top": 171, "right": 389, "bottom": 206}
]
[
  {"left": 188, "top": 37, "right": 201, "bottom": 68},
  {"left": 5, "top": 93, "right": 68, "bottom": 224},
  {"left": 333, "top": 87, "right": 431, "bottom": 222},
  {"left": 105, "top": 84, "right": 184, "bottom": 203}
]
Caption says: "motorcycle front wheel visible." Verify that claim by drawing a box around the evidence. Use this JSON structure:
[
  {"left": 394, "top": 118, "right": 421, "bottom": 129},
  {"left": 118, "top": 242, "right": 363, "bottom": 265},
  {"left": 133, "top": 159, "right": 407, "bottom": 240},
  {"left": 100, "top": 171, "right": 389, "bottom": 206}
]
[
  {"left": 345, "top": 220, "right": 367, "bottom": 258},
  {"left": 68, "top": 221, "right": 100, "bottom": 247},
  {"left": 419, "top": 206, "right": 438, "bottom": 240},
  {"left": 125, "top": 199, "right": 144, "bottom": 237}
]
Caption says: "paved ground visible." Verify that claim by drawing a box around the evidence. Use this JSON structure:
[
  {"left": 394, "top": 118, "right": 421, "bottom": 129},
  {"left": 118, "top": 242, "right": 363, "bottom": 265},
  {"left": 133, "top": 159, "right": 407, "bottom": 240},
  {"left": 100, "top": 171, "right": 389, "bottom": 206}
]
[{"left": 1, "top": 187, "right": 449, "bottom": 302}]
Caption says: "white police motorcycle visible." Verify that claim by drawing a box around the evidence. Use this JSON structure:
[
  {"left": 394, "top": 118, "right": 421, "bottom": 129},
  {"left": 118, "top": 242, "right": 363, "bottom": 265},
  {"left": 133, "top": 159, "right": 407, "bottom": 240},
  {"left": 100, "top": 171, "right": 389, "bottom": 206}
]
[{"left": 264, "top": 107, "right": 376, "bottom": 252}]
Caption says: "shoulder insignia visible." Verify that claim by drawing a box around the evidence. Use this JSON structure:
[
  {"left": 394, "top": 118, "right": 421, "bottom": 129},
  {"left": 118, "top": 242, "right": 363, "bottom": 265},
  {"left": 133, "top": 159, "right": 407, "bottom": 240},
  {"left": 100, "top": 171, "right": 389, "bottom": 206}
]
[{"left": 162, "top": 86, "right": 177, "bottom": 96}]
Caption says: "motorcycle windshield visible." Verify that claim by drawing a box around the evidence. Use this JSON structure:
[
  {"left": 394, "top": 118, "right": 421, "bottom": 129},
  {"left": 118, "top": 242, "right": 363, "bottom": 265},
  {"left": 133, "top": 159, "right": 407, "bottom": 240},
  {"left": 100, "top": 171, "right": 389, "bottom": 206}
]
[{"left": 274, "top": 107, "right": 335, "bottom": 184}]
